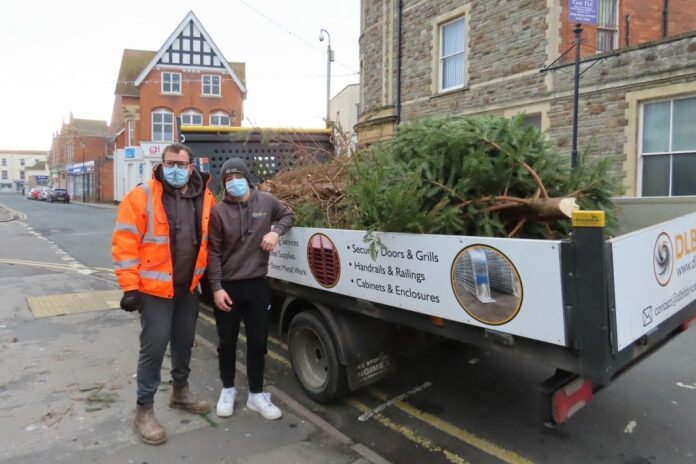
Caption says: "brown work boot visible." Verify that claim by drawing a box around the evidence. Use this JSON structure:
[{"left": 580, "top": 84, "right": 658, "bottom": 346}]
[
  {"left": 169, "top": 384, "right": 210, "bottom": 414},
  {"left": 133, "top": 402, "right": 167, "bottom": 446}
]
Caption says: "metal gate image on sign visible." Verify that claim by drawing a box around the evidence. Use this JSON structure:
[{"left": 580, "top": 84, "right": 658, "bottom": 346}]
[{"left": 451, "top": 245, "right": 523, "bottom": 325}]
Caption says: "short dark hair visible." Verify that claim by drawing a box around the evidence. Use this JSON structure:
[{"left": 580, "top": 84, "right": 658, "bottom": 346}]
[{"left": 162, "top": 143, "right": 194, "bottom": 163}]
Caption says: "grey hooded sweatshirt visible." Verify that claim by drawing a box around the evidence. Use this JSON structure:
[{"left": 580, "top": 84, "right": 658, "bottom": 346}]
[{"left": 207, "top": 187, "right": 294, "bottom": 291}]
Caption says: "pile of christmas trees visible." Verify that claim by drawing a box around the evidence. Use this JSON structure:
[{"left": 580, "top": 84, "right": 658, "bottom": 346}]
[{"left": 262, "top": 115, "right": 620, "bottom": 239}]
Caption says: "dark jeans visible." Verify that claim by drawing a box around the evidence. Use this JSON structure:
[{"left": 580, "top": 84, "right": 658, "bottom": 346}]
[
  {"left": 214, "top": 278, "right": 272, "bottom": 393},
  {"left": 136, "top": 286, "right": 200, "bottom": 404}
]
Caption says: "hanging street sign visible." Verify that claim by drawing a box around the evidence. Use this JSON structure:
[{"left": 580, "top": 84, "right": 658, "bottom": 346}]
[{"left": 568, "top": 0, "right": 598, "bottom": 25}]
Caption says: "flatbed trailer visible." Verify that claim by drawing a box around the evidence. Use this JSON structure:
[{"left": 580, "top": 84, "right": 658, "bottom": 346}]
[
  {"left": 182, "top": 127, "right": 696, "bottom": 424},
  {"left": 266, "top": 208, "right": 696, "bottom": 424}
]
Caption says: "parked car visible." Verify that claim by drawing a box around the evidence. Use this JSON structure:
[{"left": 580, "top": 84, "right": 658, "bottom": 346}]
[
  {"left": 47, "top": 188, "right": 70, "bottom": 203},
  {"left": 28, "top": 188, "right": 41, "bottom": 200},
  {"left": 38, "top": 188, "right": 52, "bottom": 201}
]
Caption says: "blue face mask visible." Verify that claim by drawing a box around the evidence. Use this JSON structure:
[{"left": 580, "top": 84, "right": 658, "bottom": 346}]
[
  {"left": 163, "top": 166, "right": 189, "bottom": 188},
  {"left": 225, "top": 178, "right": 249, "bottom": 197}
]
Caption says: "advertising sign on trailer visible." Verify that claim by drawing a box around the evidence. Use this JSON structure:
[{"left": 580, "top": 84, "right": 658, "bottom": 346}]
[
  {"left": 611, "top": 212, "right": 696, "bottom": 350},
  {"left": 268, "top": 228, "right": 567, "bottom": 346}
]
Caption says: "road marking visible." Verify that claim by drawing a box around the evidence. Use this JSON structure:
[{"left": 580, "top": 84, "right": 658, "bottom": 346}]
[
  {"left": 199, "top": 311, "right": 216, "bottom": 326},
  {"left": 0, "top": 258, "right": 114, "bottom": 275},
  {"left": 676, "top": 382, "right": 696, "bottom": 390},
  {"left": 0, "top": 258, "right": 85, "bottom": 272},
  {"left": 358, "top": 382, "right": 433, "bottom": 422},
  {"left": 624, "top": 420, "right": 637, "bottom": 434},
  {"left": 197, "top": 305, "right": 532, "bottom": 464},
  {"left": 347, "top": 398, "right": 469, "bottom": 464},
  {"left": 367, "top": 387, "right": 534, "bottom": 464}
]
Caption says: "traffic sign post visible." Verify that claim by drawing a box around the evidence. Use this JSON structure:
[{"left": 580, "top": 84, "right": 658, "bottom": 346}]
[
  {"left": 568, "top": 0, "right": 597, "bottom": 168},
  {"left": 541, "top": 1, "right": 617, "bottom": 170}
]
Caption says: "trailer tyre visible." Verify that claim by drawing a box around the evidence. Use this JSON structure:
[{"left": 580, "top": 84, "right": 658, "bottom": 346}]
[{"left": 288, "top": 311, "right": 348, "bottom": 403}]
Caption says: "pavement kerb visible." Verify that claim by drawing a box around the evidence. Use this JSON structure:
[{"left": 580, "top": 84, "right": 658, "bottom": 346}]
[
  {"left": 0, "top": 203, "right": 27, "bottom": 222},
  {"left": 193, "top": 334, "right": 393, "bottom": 464},
  {"left": 70, "top": 200, "right": 119, "bottom": 210}
]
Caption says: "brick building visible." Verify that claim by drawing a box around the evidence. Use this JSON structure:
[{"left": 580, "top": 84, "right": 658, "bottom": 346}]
[
  {"left": 48, "top": 114, "right": 114, "bottom": 202},
  {"left": 559, "top": 0, "right": 694, "bottom": 56},
  {"left": 109, "top": 11, "right": 246, "bottom": 201},
  {"left": 357, "top": 0, "right": 696, "bottom": 197}
]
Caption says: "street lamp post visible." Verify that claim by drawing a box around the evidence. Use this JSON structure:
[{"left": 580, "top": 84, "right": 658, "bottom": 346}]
[
  {"left": 80, "top": 142, "right": 86, "bottom": 203},
  {"left": 319, "top": 29, "right": 334, "bottom": 128}
]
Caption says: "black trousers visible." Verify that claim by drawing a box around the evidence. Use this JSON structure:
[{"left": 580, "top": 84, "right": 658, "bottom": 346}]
[{"left": 214, "top": 278, "right": 272, "bottom": 393}]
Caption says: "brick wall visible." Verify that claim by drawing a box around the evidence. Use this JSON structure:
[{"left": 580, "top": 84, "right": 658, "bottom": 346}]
[
  {"left": 359, "top": 0, "right": 394, "bottom": 117},
  {"left": 137, "top": 68, "right": 243, "bottom": 142},
  {"left": 668, "top": 0, "right": 694, "bottom": 35},
  {"left": 559, "top": 0, "right": 696, "bottom": 58},
  {"left": 548, "top": 33, "right": 696, "bottom": 179},
  {"left": 379, "top": 0, "right": 549, "bottom": 119},
  {"left": 98, "top": 159, "right": 114, "bottom": 202},
  {"left": 359, "top": 0, "right": 696, "bottom": 193}
]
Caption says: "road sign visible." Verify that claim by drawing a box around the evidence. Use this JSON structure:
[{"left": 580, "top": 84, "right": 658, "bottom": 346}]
[{"left": 568, "top": 0, "right": 598, "bottom": 25}]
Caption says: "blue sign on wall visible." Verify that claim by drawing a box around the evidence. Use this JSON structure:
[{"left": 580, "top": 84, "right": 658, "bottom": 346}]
[
  {"left": 568, "top": 0, "right": 598, "bottom": 25},
  {"left": 125, "top": 147, "right": 136, "bottom": 159}
]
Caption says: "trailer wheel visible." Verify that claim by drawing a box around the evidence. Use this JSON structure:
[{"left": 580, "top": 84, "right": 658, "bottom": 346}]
[{"left": 288, "top": 311, "right": 348, "bottom": 403}]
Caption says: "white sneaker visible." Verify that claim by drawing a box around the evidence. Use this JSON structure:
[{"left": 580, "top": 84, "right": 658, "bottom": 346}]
[
  {"left": 246, "top": 392, "right": 282, "bottom": 420},
  {"left": 216, "top": 387, "right": 236, "bottom": 417}
]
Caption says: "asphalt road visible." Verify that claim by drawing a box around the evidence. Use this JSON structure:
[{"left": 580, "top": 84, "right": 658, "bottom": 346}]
[
  {"left": 2, "top": 192, "right": 695, "bottom": 464},
  {"left": 1, "top": 194, "right": 115, "bottom": 270}
]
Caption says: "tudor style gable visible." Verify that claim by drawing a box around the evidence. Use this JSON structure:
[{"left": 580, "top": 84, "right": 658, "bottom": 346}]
[{"left": 134, "top": 11, "right": 246, "bottom": 95}]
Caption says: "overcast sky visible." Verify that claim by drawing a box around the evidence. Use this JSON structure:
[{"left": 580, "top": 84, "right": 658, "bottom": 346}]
[{"left": 0, "top": 0, "right": 360, "bottom": 150}]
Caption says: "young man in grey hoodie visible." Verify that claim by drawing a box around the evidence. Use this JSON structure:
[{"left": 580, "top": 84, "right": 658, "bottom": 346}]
[{"left": 207, "top": 158, "right": 294, "bottom": 420}]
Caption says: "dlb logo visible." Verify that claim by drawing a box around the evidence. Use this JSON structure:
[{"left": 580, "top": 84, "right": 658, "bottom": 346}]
[{"left": 653, "top": 232, "right": 674, "bottom": 286}]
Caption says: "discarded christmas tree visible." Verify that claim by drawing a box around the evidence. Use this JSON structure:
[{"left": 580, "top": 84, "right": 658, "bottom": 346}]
[{"left": 262, "top": 115, "right": 620, "bottom": 239}]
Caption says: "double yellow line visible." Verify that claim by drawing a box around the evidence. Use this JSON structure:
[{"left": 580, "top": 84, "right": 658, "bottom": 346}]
[{"left": 197, "top": 308, "right": 533, "bottom": 464}]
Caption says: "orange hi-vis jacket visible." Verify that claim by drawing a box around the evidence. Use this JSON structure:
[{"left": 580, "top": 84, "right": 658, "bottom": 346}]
[{"left": 111, "top": 176, "right": 215, "bottom": 298}]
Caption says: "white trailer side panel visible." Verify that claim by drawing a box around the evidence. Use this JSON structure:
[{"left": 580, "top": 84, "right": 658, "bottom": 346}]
[
  {"left": 268, "top": 228, "right": 567, "bottom": 346},
  {"left": 611, "top": 212, "right": 696, "bottom": 351}
]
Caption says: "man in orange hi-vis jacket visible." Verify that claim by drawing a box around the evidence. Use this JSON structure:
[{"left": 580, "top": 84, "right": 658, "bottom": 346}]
[{"left": 112, "top": 143, "right": 215, "bottom": 446}]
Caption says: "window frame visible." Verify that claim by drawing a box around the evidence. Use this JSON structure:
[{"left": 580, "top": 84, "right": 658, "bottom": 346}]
[
  {"left": 596, "top": 0, "right": 619, "bottom": 53},
  {"left": 638, "top": 95, "right": 696, "bottom": 197},
  {"left": 181, "top": 109, "right": 203, "bottom": 126},
  {"left": 438, "top": 16, "right": 466, "bottom": 93},
  {"left": 127, "top": 120, "right": 135, "bottom": 146},
  {"left": 202, "top": 75, "right": 221, "bottom": 96},
  {"left": 209, "top": 111, "right": 230, "bottom": 127},
  {"left": 161, "top": 72, "right": 182, "bottom": 94},
  {"left": 151, "top": 108, "right": 175, "bottom": 142}
]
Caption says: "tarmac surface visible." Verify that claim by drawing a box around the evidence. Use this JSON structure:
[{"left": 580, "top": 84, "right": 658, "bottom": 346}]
[{"left": 0, "top": 202, "right": 389, "bottom": 464}]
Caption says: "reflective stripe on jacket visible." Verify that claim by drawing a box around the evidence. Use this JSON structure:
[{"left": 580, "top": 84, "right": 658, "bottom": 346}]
[{"left": 111, "top": 176, "right": 215, "bottom": 298}]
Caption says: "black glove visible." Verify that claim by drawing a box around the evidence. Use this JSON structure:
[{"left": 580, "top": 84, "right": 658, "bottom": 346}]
[{"left": 120, "top": 290, "right": 142, "bottom": 313}]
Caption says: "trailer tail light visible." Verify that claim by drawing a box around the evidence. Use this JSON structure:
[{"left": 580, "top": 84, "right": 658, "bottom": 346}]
[
  {"left": 681, "top": 314, "right": 696, "bottom": 332},
  {"left": 552, "top": 378, "right": 592, "bottom": 424}
]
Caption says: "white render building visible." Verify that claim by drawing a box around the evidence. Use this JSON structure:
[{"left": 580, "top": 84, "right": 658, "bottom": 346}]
[{"left": 0, "top": 150, "right": 49, "bottom": 193}]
